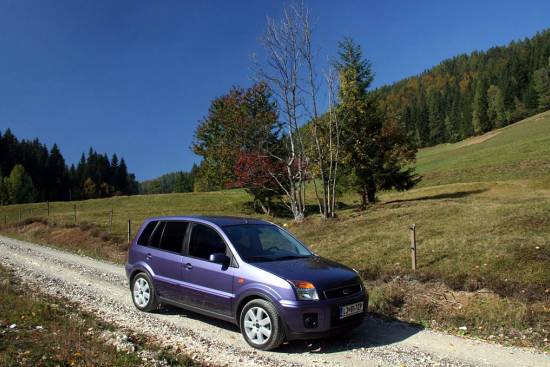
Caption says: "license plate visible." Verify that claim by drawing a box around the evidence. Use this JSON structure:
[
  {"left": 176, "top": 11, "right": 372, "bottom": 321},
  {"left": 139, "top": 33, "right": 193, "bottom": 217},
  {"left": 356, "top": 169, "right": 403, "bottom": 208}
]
[{"left": 339, "top": 301, "right": 364, "bottom": 319}]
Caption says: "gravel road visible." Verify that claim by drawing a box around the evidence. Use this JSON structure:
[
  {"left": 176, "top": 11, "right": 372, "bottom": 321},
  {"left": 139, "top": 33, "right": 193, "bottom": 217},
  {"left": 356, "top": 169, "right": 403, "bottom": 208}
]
[{"left": 1, "top": 235, "right": 549, "bottom": 367}]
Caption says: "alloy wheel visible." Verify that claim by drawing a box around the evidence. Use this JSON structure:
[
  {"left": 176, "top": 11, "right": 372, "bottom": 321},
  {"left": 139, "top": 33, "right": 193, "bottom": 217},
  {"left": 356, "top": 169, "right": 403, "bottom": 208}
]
[
  {"left": 243, "top": 306, "right": 272, "bottom": 345},
  {"left": 133, "top": 277, "right": 151, "bottom": 308}
]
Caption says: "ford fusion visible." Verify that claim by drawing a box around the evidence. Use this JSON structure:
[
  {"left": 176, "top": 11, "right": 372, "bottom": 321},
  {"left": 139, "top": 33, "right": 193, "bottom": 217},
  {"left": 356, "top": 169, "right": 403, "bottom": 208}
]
[{"left": 125, "top": 216, "right": 368, "bottom": 350}]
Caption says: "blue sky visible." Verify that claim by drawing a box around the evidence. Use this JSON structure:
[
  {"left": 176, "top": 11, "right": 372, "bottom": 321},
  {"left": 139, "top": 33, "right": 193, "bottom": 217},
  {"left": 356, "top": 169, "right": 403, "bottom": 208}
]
[{"left": 1, "top": 0, "right": 549, "bottom": 181}]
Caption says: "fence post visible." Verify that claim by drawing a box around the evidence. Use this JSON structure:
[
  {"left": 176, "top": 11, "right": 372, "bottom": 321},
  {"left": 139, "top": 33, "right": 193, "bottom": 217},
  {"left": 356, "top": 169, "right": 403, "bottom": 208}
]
[
  {"left": 4, "top": 215, "right": 6, "bottom": 226},
  {"left": 47, "top": 201, "right": 50, "bottom": 217},
  {"left": 127, "top": 219, "right": 131, "bottom": 245},
  {"left": 73, "top": 204, "right": 77, "bottom": 223},
  {"left": 19, "top": 208, "right": 22, "bottom": 221},
  {"left": 109, "top": 209, "right": 113, "bottom": 233},
  {"left": 410, "top": 224, "right": 417, "bottom": 271}
]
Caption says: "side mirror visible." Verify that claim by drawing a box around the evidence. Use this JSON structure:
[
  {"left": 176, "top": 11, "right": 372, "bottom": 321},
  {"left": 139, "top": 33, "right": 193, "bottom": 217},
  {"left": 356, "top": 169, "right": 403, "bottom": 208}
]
[{"left": 209, "top": 252, "right": 229, "bottom": 265}]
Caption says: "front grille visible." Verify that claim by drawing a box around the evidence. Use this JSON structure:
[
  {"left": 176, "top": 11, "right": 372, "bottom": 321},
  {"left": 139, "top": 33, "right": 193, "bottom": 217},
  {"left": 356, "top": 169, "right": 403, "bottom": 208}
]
[{"left": 324, "top": 283, "right": 362, "bottom": 299}]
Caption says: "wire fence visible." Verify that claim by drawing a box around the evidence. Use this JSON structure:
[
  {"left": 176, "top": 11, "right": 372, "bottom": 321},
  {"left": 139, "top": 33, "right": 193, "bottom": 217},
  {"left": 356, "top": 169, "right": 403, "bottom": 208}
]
[{"left": 0, "top": 202, "right": 136, "bottom": 243}]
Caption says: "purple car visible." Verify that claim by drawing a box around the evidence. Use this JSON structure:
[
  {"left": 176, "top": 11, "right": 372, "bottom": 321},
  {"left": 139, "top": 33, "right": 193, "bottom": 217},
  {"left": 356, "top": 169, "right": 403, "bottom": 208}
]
[{"left": 125, "top": 216, "right": 367, "bottom": 350}]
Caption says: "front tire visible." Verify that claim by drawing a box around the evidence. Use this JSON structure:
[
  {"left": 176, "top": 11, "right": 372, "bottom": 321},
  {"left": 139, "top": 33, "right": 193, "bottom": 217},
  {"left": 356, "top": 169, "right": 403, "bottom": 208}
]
[
  {"left": 131, "top": 272, "right": 158, "bottom": 312},
  {"left": 240, "top": 299, "right": 285, "bottom": 350}
]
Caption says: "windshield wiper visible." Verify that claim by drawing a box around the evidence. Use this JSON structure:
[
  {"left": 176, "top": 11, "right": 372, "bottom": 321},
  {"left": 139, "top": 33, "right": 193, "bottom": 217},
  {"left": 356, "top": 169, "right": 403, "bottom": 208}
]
[
  {"left": 245, "top": 256, "right": 276, "bottom": 262},
  {"left": 273, "top": 255, "right": 312, "bottom": 261}
]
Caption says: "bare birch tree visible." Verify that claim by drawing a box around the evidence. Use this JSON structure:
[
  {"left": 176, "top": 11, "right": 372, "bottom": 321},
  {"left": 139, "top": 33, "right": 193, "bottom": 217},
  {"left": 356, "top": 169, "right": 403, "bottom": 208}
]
[
  {"left": 255, "top": 1, "right": 343, "bottom": 220},
  {"left": 324, "top": 66, "right": 343, "bottom": 217},
  {"left": 255, "top": 3, "right": 307, "bottom": 221}
]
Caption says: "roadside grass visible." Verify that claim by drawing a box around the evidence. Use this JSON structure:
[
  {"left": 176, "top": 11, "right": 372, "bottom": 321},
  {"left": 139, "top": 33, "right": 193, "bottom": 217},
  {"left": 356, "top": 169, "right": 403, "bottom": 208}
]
[
  {"left": 0, "top": 265, "right": 200, "bottom": 367},
  {"left": 367, "top": 279, "right": 550, "bottom": 350},
  {"left": 0, "top": 110, "right": 549, "bottom": 350},
  {"left": 1, "top": 218, "right": 130, "bottom": 263}
]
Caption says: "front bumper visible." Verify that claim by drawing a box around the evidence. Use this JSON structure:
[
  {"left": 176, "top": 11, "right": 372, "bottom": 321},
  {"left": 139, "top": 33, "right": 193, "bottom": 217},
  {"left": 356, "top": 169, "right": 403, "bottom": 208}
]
[{"left": 278, "top": 292, "right": 368, "bottom": 341}]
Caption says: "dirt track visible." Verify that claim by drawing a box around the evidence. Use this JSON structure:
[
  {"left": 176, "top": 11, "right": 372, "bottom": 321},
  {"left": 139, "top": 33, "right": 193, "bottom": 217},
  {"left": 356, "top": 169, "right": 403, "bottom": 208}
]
[{"left": 1, "top": 235, "right": 549, "bottom": 367}]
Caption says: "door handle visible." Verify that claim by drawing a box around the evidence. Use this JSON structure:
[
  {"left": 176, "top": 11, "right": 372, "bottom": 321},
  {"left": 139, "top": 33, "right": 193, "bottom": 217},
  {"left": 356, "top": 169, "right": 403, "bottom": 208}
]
[
  {"left": 146, "top": 253, "right": 152, "bottom": 260},
  {"left": 184, "top": 263, "right": 193, "bottom": 270}
]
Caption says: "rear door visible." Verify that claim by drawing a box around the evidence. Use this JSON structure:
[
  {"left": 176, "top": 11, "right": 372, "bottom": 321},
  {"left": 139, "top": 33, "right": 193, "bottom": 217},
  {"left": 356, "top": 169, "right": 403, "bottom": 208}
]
[
  {"left": 146, "top": 221, "right": 188, "bottom": 302},
  {"left": 180, "top": 223, "right": 235, "bottom": 317}
]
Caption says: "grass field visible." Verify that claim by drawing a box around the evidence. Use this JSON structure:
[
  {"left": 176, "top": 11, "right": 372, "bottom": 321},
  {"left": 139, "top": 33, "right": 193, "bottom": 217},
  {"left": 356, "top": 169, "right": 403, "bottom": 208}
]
[{"left": 1, "top": 110, "right": 549, "bottom": 349}]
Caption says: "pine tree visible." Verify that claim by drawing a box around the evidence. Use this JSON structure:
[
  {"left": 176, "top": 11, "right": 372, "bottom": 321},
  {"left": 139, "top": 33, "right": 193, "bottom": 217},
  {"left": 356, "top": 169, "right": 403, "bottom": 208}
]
[
  {"left": 533, "top": 58, "right": 550, "bottom": 110},
  {"left": 487, "top": 85, "right": 507, "bottom": 128},
  {"left": 46, "top": 144, "right": 69, "bottom": 201},
  {"left": 472, "top": 78, "right": 489, "bottom": 134},
  {"left": 336, "top": 38, "right": 419, "bottom": 208},
  {"left": 114, "top": 158, "right": 129, "bottom": 194},
  {"left": 0, "top": 174, "right": 8, "bottom": 205},
  {"left": 0, "top": 129, "right": 137, "bottom": 203}
]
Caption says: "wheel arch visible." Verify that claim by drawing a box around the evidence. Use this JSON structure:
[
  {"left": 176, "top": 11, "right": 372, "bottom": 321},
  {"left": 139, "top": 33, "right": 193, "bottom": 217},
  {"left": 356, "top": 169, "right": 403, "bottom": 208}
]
[
  {"left": 128, "top": 265, "right": 154, "bottom": 289},
  {"left": 235, "top": 293, "right": 273, "bottom": 326}
]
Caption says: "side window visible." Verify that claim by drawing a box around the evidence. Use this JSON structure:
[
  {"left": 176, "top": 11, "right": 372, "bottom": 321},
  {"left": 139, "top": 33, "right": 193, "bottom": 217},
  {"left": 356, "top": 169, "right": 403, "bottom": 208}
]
[
  {"left": 148, "top": 222, "right": 166, "bottom": 248},
  {"left": 137, "top": 221, "right": 157, "bottom": 246},
  {"left": 188, "top": 224, "right": 226, "bottom": 261},
  {"left": 159, "top": 221, "right": 188, "bottom": 253}
]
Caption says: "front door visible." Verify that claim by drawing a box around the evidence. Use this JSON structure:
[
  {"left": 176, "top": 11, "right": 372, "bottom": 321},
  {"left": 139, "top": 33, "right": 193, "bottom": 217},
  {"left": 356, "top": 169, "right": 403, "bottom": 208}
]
[{"left": 181, "top": 223, "right": 235, "bottom": 317}]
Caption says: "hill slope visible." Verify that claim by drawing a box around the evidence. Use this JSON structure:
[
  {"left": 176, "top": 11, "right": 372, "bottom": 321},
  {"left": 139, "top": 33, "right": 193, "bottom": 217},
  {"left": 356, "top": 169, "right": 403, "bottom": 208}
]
[
  {"left": 1, "top": 111, "right": 549, "bottom": 348},
  {"left": 415, "top": 110, "right": 550, "bottom": 186},
  {"left": 377, "top": 28, "right": 550, "bottom": 147}
]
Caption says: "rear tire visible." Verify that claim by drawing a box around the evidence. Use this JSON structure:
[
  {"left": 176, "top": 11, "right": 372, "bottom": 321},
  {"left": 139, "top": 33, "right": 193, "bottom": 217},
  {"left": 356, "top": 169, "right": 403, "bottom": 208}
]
[
  {"left": 131, "top": 272, "right": 158, "bottom": 312},
  {"left": 240, "top": 299, "right": 285, "bottom": 350}
]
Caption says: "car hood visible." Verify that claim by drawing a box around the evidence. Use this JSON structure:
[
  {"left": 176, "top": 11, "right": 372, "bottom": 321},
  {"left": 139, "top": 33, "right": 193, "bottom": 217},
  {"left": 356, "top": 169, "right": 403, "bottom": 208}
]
[{"left": 252, "top": 256, "right": 359, "bottom": 291}]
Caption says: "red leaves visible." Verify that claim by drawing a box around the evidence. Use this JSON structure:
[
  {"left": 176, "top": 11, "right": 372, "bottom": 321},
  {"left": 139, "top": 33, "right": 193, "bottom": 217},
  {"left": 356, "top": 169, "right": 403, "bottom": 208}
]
[{"left": 227, "top": 151, "right": 284, "bottom": 189}]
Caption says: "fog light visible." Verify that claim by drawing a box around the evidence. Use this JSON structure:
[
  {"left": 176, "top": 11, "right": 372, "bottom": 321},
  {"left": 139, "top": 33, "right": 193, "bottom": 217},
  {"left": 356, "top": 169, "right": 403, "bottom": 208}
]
[{"left": 303, "top": 313, "right": 319, "bottom": 329}]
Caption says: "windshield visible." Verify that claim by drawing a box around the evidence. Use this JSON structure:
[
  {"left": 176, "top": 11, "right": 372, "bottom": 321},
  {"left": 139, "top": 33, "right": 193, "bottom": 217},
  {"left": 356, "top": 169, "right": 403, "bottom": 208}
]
[{"left": 223, "top": 224, "right": 313, "bottom": 262}]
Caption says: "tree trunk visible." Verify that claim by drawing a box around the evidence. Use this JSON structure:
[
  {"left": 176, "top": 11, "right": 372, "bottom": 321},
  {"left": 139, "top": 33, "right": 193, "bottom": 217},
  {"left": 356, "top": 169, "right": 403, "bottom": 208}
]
[
  {"left": 367, "top": 187, "right": 376, "bottom": 204},
  {"left": 360, "top": 188, "right": 368, "bottom": 210}
]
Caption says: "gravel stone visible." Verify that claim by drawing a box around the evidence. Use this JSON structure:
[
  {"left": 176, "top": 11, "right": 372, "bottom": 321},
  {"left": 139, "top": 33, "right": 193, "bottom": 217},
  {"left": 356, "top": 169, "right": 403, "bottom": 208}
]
[{"left": 1, "top": 235, "right": 549, "bottom": 367}]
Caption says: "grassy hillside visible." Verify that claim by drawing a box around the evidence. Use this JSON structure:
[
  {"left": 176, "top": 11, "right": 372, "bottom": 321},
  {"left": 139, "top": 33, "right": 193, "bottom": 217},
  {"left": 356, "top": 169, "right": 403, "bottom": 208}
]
[
  {"left": 415, "top": 111, "right": 550, "bottom": 187},
  {"left": 1, "top": 111, "right": 549, "bottom": 348}
]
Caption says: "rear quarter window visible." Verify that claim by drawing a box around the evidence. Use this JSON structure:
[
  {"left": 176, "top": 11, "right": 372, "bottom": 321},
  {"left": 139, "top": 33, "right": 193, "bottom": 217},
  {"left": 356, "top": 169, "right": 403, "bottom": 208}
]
[
  {"left": 159, "top": 221, "right": 188, "bottom": 253},
  {"left": 137, "top": 221, "right": 158, "bottom": 246},
  {"left": 148, "top": 222, "right": 166, "bottom": 248}
]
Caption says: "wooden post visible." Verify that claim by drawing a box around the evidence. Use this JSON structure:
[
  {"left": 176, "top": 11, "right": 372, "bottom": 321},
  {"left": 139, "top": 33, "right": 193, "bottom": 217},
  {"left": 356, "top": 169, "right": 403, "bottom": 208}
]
[
  {"left": 127, "top": 219, "right": 131, "bottom": 245},
  {"left": 109, "top": 209, "right": 113, "bottom": 233},
  {"left": 73, "top": 204, "right": 77, "bottom": 223},
  {"left": 410, "top": 224, "right": 417, "bottom": 271},
  {"left": 4, "top": 215, "right": 7, "bottom": 225},
  {"left": 19, "top": 208, "right": 22, "bottom": 221},
  {"left": 47, "top": 201, "right": 50, "bottom": 217}
]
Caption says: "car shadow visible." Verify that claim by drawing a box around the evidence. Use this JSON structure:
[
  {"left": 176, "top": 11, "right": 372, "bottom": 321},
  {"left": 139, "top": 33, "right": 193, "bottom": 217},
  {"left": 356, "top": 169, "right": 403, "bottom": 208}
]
[
  {"left": 158, "top": 305, "right": 423, "bottom": 354},
  {"left": 157, "top": 304, "right": 240, "bottom": 333},
  {"left": 275, "top": 314, "right": 424, "bottom": 354},
  {"left": 383, "top": 188, "right": 487, "bottom": 205}
]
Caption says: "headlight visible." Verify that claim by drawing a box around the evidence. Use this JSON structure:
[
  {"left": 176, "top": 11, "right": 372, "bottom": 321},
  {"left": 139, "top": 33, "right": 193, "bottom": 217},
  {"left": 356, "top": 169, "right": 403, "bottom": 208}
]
[{"left": 289, "top": 280, "right": 319, "bottom": 301}]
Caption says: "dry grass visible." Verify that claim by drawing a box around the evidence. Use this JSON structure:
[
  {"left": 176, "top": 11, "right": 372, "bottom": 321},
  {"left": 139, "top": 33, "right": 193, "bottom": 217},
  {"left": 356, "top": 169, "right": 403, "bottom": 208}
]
[
  {"left": 291, "top": 179, "right": 550, "bottom": 302},
  {"left": 1, "top": 218, "right": 129, "bottom": 263},
  {"left": 367, "top": 278, "right": 550, "bottom": 350},
  {"left": 0, "top": 265, "right": 200, "bottom": 366}
]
